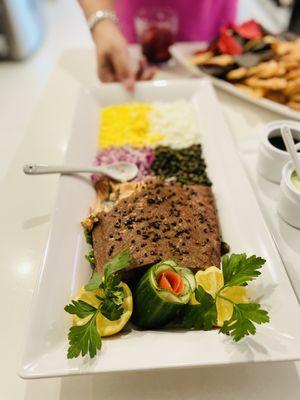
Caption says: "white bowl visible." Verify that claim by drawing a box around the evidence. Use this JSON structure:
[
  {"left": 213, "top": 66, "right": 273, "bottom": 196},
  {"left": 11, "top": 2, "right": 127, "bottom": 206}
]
[
  {"left": 277, "top": 160, "right": 300, "bottom": 228},
  {"left": 257, "top": 120, "right": 300, "bottom": 183}
]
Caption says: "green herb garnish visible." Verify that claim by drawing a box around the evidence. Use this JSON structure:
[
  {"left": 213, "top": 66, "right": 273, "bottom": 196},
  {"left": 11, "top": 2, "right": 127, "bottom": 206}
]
[
  {"left": 218, "top": 253, "right": 269, "bottom": 341},
  {"left": 84, "top": 228, "right": 93, "bottom": 245},
  {"left": 103, "top": 248, "right": 132, "bottom": 282},
  {"left": 179, "top": 286, "right": 217, "bottom": 330},
  {"left": 65, "top": 300, "right": 97, "bottom": 318},
  {"left": 85, "top": 249, "right": 96, "bottom": 268},
  {"left": 84, "top": 270, "right": 102, "bottom": 291},
  {"left": 177, "top": 253, "right": 269, "bottom": 342},
  {"left": 220, "top": 241, "right": 230, "bottom": 256},
  {"left": 98, "top": 271, "right": 125, "bottom": 320},
  {"left": 151, "top": 144, "right": 211, "bottom": 186},
  {"left": 65, "top": 249, "right": 131, "bottom": 359},
  {"left": 67, "top": 313, "right": 101, "bottom": 359},
  {"left": 222, "top": 253, "right": 265, "bottom": 287},
  {"left": 219, "top": 302, "right": 269, "bottom": 342}
]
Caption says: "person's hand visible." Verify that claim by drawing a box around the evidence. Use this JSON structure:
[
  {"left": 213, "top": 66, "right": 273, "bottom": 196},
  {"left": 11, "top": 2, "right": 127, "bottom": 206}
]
[
  {"left": 92, "top": 20, "right": 134, "bottom": 89},
  {"left": 135, "top": 56, "right": 158, "bottom": 81},
  {"left": 92, "top": 20, "right": 156, "bottom": 89}
]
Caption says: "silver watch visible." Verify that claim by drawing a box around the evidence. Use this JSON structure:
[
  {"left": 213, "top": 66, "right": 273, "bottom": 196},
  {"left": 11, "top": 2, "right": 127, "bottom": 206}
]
[{"left": 87, "top": 10, "right": 118, "bottom": 31}]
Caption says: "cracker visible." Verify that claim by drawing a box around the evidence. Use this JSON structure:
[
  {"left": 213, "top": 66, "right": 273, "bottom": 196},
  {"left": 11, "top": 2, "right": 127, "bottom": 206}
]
[
  {"left": 273, "top": 41, "right": 300, "bottom": 56},
  {"left": 190, "top": 51, "right": 213, "bottom": 66},
  {"left": 263, "top": 35, "right": 277, "bottom": 44},
  {"left": 264, "top": 90, "right": 287, "bottom": 104},
  {"left": 284, "top": 78, "right": 300, "bottom": 97},
  {"left": 290, "top": 94, "right": 300, "bottom": 102},
  {"left": 286, "top": 68, "right": 300, "bottom": 81},
  {"left": 226, "top": 67, "right": 248, "bottom": 80},
  {"left": 205, "top": 54, "right": 234, "bottom": 67},
  {"left": 280, "top": 52, "right": 300, "bottom": 64},
  {"left": 287, "top": 101, "right": 300, "bottom": 111},
  {"left": 279, "top": 60, "right": 299, "bottom": 72},
  {"left": 234, "top": 84, "right": 265, "bottom": 99},
  {"left": 244, "top": 77, "right": 287, "bottom": 90},
  {"left": 247, "top": 60, "right": 285, "bottom": 79}
]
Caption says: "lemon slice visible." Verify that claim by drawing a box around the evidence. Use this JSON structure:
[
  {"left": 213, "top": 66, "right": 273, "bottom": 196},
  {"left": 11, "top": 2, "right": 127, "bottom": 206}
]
[
  {"left": 73, "top": 283, "right": 133, "bottom": 337},
  {"left": 189, "top": 266, "right": 223, "bottom": 305},
  {"left": 194, "top": 267, "right": 224, "bottom": 298},
  {"left": 193, "top": 267, "right": 249, "bottom": 327},
  {"left": 216, "top": 286, "right": 249, "bottom": 327}
]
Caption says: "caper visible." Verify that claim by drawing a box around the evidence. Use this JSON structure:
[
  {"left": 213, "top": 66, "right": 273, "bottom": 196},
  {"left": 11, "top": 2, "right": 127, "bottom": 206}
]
[{"left": 151, "top": 144, "right": 211, "bottom": 186}]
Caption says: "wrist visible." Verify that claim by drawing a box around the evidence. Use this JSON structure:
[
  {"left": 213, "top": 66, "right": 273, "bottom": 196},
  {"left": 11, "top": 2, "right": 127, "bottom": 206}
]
[
  {"left": 92, "top": 18, "right": 120, "bottom": 43},
  {"left": 78, "top": 1, "right": 115, "bottom": 16},
  {"left": 87, "top": 9, "right": 118, "bottom": 33}
]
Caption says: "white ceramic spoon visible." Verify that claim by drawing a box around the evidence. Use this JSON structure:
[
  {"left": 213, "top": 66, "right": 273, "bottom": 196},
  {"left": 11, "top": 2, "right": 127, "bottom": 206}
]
[
  {"left": 281, "top": 125, "right": 300, "bottom": 179},
  {"left": 23, "top": 162, "right": 138, "bottom": 182}
]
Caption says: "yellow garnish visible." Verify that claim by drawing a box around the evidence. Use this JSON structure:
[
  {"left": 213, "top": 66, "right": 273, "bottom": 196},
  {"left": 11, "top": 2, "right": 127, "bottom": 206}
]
[
  {"left": 193, "top": 267, "right": 249, "bottom": 327},
  {"left": 99, "top": 103, "right": 164, "bottom": 148},
  {"left": 194, "top": 266, "right": 224, "bottom": 298},
  {"left": 216, "top": 286, "right": 248, "bottom": 327},
  {"left": 73, "top": 283, "right": 133, "bottom": 337}
]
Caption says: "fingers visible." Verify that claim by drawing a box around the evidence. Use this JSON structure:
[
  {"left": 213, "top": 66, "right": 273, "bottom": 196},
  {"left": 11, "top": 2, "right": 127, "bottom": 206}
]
[
  {"left": 142, "top": 66, "right": 157, "bottom": 81},
  {"left": 97, "top": 50, "right": 115, "bottom": 83},
  {"left": 97, "top": 44, "right": 156, "bottom": 88},
  {"left": 135, "top": 57, "right": 147, "bottom": 80},
  {"left": 98, "top": 47, "right": 135, "bottom": 90},
  {"left": 123, "top": 76, "right": 135, "bottom": 91},
  {"left": 98, "top": 52, "right": 157, "bottom": 85},
  {"left": 135, "top": 56, "right": 157, "bottom": 81},
  {"left": 111, "top": 48, "right": 135, "bottom": 90},
  {"left": 92, "top": 21, "right": 136, "bottom": 89}
]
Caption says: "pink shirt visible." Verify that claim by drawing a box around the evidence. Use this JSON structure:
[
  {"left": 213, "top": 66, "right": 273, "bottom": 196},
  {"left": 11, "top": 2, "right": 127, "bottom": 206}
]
[{"left": 116, "top": 0, "right": 237, "bottom": 43}]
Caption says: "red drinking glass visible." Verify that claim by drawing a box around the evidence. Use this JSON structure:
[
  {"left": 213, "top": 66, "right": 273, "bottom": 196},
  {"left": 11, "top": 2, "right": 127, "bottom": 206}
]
[{"left": 134, "top": 7, "right": 178, "bottom": 64}]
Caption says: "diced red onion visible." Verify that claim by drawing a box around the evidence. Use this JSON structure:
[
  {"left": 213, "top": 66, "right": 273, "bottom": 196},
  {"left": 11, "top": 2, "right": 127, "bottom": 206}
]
[{"left": 92, "top": 145, "right": 155, "bottom": 184}]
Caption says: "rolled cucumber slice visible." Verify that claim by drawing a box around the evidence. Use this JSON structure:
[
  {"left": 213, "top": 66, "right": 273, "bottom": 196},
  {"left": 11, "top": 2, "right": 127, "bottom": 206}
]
[{"left": 133, "top": 259, "right": 196, "bottom": 329}]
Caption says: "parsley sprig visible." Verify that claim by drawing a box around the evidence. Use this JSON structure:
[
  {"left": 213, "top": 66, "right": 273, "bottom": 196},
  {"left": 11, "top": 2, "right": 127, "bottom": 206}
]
[
  {"left": 219, "top": 301, "right": 269, "bottom": 341},
  {"left": 216, "top": 253, "right": 269, "bottom": 341},
  {"left": 97, "top": 273, "right": 125, "bottom": 320},
  {"left": 85, "top": 249, "right": 96, "bottom": 268},
  {"left": 178, "top": 253, "right": 270, "bottom": 341},
  {"left": 64, "top": 249, "right": 131, "bottom": 359},
  {"left": 222, "top": 253, "right": 265, "bottom": 287},
  {"left": 84, "top": 228, "right": 93, "bottom": 246},
  {"left": 179, "top": 286, "right": 217, "bottom": 331}
]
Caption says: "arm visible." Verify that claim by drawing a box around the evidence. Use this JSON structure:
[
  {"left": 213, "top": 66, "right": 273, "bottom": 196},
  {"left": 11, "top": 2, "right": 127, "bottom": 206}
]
[
  {"left": 78, "top": 0, "right": 134, "bottom": 88},
  {"left": 78, "top": 0, "right": 115, "bottom": 16}
]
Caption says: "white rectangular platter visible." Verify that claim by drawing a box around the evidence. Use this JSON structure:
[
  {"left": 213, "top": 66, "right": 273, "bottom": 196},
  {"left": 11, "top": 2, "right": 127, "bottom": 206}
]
[
  {"left": 170, "top": 42, "right": 300, "bottom": 121},
  {"left": 20, "top": 79, "right": 300, "bottom": 379}
]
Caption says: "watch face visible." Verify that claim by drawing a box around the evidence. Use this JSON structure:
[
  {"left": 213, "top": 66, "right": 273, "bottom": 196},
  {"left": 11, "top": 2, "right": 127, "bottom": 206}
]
[{"left": 88, "top": 10, "right": 117, "bottom": 30}]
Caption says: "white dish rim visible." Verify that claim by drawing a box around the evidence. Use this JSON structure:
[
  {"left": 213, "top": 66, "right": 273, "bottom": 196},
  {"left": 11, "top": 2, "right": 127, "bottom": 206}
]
[{"left": 20, "top": 78, "right": 300, "bottom": 379}]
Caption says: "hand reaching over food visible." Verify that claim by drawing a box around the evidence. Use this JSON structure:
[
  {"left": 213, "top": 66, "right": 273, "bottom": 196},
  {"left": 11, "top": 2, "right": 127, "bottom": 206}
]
[
  {"left": 78, "top": 1, "right": 156, "bottom": 89},
  {"left": 92, "top": 19, "right": 135, "bottom": 88}
]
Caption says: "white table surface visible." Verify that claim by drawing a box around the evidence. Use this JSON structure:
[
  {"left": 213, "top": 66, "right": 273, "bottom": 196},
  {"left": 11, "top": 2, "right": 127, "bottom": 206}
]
[
  {"left": 1, "top": 1, "right": 299, "bottom": 399},
  {"left": 1, "top": 47, "right": 299, "bottom": 400}
]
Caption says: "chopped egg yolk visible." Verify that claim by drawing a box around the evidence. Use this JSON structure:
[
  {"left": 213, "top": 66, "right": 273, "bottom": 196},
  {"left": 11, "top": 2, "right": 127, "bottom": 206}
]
[{"left": 99, "top": 103, "right": 164, "bottom": 148}]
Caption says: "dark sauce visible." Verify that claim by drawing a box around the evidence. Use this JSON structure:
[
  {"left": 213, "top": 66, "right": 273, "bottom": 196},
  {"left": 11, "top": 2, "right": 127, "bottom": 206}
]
[
  {"left": 268, "top": 128, "right": 300, "bottom": 151},
  {"left": 140, "top": 25, "right": 175, "bottom": 63}
]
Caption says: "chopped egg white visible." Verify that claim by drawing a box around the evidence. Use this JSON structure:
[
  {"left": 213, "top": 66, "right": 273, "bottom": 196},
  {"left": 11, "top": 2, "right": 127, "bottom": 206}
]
[{"left": 149, "top": 100, "right": 200, "bottom": 148}]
